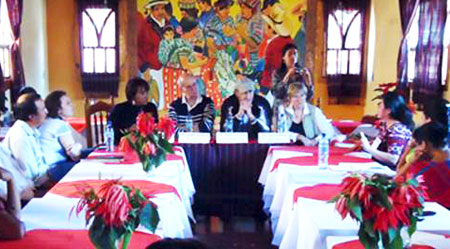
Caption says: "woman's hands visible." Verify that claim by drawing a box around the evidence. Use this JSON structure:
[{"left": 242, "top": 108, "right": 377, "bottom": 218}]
[
  {"left": 296, "top": 134, "right": 318, "bottom": 146},
  {"left": 0, "top": 168, "right": 13, "bottom": 182}
]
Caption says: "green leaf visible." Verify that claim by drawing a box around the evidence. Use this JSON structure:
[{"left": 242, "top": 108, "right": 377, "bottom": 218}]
[
  {"left": 352, "top": 204, "right": 363, "bottom": 221},
  {"left": 390, "top": 231, "right": 403, "bottom": 249},
  {"left": 387, "top": 227, "right": 396, "bottom": 243},
  {"left": 408, "top": 216, "right": 417, "bottom": 236},
  {"left": 358, "top": 224, "right": 377, "bottom": 249},
  {"left": 140, "top": 203, "right": 160, "bottom": 233},
  {"left": 89, "top": 217, "right": 119, "bottom": 249},
  {"left": 407, "top": 178, "right": 418, "bottom": 187}
]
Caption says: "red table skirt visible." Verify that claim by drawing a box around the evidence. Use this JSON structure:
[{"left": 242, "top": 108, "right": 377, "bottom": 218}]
[
  {"left": 332, "top": 239, "right": 434, "bottom": 249},
  {"left": 66, "top": 117, "right": 87, "bottom": 133},
  {"left": 293, "top": 184, "right": 342, "bottom": 203},
  {"left": 49, "top": 179, "right": 181, "bottom": 200},
  {"left": 271, "top": 155, "right": 373, "bottom": 171},
  {"left": 332, "top": 120, "right": 362, "bottom": 135},
  {"left": 0, "top": 230, "right": 160, "bottom": 249}
]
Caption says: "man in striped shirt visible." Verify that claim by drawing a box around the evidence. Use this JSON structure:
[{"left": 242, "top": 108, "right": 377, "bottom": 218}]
[{"left": 169, "top": 74, "right": 216, "bottom": 137}]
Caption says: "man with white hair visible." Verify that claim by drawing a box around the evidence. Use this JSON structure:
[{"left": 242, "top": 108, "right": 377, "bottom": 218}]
[
  {"left": 220, "top": 76, "right": 272, "bottom": 139},
  {"left": 168, "top": 73, "right": 216, "bottom": 137}
]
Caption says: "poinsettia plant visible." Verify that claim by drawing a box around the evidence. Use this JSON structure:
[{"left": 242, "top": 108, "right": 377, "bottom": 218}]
[
  {"left": 118, "top": 113, "right": 175, "bottom": 172},
  {"left": 74, "top": 179, "right": 160, "bottom": 249},
  {"left": 331, "top": 173, "right": 427, "bottom": 249}
]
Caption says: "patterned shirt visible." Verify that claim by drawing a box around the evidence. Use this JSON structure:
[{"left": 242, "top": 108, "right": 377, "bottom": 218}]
[
  {"left": 169, "top": 95, "right": 216, "bottom": 136},
  {"left": 158, "top": 38, "right": 195, "bottom": 68},
  {"left": 377, "top": 122, "right": 412, "bottom": 156}
]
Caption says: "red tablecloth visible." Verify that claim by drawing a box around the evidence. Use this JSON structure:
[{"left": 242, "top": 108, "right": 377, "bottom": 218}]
[
  {"left": 332, "top": 239, "right": 434, "bottom": 249},
  {"left": 293, "top": 184, "right": 342, "bottom": 203},
  {"left": 66, "top": 117, "right": 87, "bottom": 133},
  {"left": 0, "top": 230, "right": 160, "bottom": 249},
  {"left": 271, "top": 155, "right": 373, "bottom": 172},
  {"left": 268, "top": 146, "right": 353, "bottom": 156},
  {"left": 332, "top": 120, "right": 362, "bottom": 135},
  {"left": 49, "top": 179, "right": 181, "bottom": 200},
  {"left": 88, "top": 150, "right": 184, "bottom": 168}
]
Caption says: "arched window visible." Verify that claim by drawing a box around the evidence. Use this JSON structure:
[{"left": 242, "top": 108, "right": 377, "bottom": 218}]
[
  {"left": 0, "top": 0, "right": 14, "bottom": 79},
  {"left": 324, "top": 0, "right": 370, "bottom": 104},
  {"left": 79, "top": 0, "right": 119, "bottom": 97}
]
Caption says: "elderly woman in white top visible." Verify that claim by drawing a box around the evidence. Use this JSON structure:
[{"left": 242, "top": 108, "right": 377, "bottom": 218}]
[
  {"left": 39, "top": 91, "right": 84, "bottom": 172},
  {"left": 274, "top": 83, "right": 335, "bottom": 146}
]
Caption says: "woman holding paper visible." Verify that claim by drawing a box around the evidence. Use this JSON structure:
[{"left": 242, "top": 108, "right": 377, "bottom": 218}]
[
  {"left": 360, "top": 92, "right": 414, "bottom": 168},
  {"left": 274, "top": 83, "right": 334, "bottom": 146}
]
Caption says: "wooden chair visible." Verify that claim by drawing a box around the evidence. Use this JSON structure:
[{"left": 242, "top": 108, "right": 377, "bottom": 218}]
[{"left": 85, "top": 98, "right": 114, "bottom": 147}]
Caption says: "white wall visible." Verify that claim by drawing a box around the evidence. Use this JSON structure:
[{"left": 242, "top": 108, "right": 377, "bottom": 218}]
[{"left": 21, "top": 0, "right": 48, "bottom": 96}]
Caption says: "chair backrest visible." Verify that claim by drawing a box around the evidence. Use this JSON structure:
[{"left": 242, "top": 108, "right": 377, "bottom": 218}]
[{"left": 85, "top": 99, "right": 114, "bottom": 147}]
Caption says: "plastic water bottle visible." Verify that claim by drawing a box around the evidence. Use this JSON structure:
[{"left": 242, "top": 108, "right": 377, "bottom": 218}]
[
  {"left": 277, "top": 112, "right": 286, "bottom": 133},
  {"left": 318, "top": 133, "right": 329, "bottom": 169},
  {"left": 185, "top": 115, "right": 193, "bottom": 132},
  {"left": 224, "top": 108, "right": 234, "bottom": 132},
  {"left": 104, "top": 121, "right": 115, "bottom": 152}
]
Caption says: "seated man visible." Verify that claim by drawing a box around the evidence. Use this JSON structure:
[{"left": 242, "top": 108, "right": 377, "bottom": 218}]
[
  {"left": 220, "top": 76, "right": 272, "bottom": 139},
  {"left": 2, "top": 93, "right": 73, "bottom": 186},
  {"left": 169, "top": 73, "right": 215, "bottom": 137},
  {"left": 0, "top": 167, "right": 25, "bottom": 240}
]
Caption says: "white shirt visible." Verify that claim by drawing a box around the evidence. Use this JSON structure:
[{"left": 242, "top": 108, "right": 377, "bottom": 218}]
[
  {"left": 284, "top": 104, "right": 336, "bottom": 139},
  {"left": 0, "top": 144, "right": 34, "bottom": 200},
  {"left": 2, "top": 120, "right": 49, "bottom": 180},
  {"left": 39, "top": 117, "right": 72, "bottom": 165}
]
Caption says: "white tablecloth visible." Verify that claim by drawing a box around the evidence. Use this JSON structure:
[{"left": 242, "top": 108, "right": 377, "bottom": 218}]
[
  {"left": 279, "top": 198, "right": 450, "bottom": 249},
  {"left": 22, "top": 149, "right": 195, "bottom": 239}
]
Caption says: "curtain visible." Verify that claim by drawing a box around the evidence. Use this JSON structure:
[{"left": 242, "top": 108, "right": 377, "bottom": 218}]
[
  {"left": 412, "top": 0, "right": 447, "bottom": 105},
  {"left": 6, "top": 0, "right": 24, "bottom": 104},
  {"left": 397, "top": 0, "right": 419, "bottom": 92},
  {"left": 0, "top": 64, "right": 6, "bottom": 112},
  {"left": 323, "top": 0, "right": 370, "bottom": 103}
]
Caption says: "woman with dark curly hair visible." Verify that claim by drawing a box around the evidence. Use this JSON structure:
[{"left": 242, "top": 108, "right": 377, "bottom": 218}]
[
  {"left": 361, "top": 92, "right": 414, "bottom": 168},
  {"left": 110, "top": 77, "right": 158, "bottom": 144}
]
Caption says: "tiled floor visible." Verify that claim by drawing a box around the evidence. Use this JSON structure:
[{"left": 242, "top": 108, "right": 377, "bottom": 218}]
[{"left": 192, "top": 216, "right": 277, "bottom": 249}]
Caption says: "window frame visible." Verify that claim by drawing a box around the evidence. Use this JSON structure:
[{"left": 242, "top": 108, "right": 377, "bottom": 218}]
[
  {"left": 0, "top": 0, "right": 14, "bottom": 81},
  {"left": 78, "top": 0, "right": 119, "bottom": 97}
]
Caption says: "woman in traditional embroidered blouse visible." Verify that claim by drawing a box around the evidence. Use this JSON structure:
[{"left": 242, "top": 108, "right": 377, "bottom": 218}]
[
  {"left": 397, "top": 122, "right": 449, "bottom": 208},
  {"left": 361, "top": 92, "right": 414, "bottom": 168}
]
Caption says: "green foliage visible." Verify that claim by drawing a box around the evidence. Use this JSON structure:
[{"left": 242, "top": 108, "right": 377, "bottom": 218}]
[{"left": 140, "top": 203, "right": 160, "bottom": 233}]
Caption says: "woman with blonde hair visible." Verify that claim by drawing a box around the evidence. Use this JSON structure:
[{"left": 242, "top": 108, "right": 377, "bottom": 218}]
[{"left": 274, "top": 83, "right": 334, "bottom": 145}]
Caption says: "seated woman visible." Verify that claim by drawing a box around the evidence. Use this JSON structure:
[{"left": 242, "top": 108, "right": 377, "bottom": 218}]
[
  {"left": 397, "top": 98, "right": 448, "bottom": 170},
  {"left": 361, "top": 92, "right": 414, "bottom": 168},
  {"left": 0, "top": 167, "right": 25, "bottom": 240},
  {"left": 110, "top": 78, "right": 159, "bottom": 145},
  {"left": 271, "top": 43, "right": 313, "bottom": 106},
  {"left": 39, "top": 91, "right": 83, "bottom": 179},
  {"left": 274, "top": 83, "right": 334, "bottom": 146},
  {"left": 397, "top": 122, "right": 449, "bottom": 208}
]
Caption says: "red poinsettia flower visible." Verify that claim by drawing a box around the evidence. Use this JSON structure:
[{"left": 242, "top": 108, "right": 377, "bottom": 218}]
[
  {"left": 96, "top": 181, "right": 132, "bottom": 227},
  {"left": 143, "top": 141, "right": 157, "bottom": 156},
  {"left": 341, "top": 176, "right": 365, "bottom": 198},
  {"left": 157, "top": 117, "right": 176, "bottom": 139},
  {"left": 118, "top": 137, "right": 133, "bottom": 153},
  {"left": 136, "top": 113, "right": 156, "bottom": 136},
  {"left": 335, "top": 196, "right": 349, "bottom": 219}
]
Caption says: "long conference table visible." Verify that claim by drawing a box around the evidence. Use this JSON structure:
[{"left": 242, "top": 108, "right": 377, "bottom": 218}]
[
  {"left": 259, "top": 145, "right": 450, "bottom": 249},
  {"left": 0, "top": 147, "right": 194, "bottom": 248}
]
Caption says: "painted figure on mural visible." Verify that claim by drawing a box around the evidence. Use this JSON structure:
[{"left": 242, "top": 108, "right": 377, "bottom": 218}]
[
  {"left": 198, "top": 0, "right": 215, "bottom": 30},
  {"left": 158, "top": 25, "right": 207, "bottom": 109},
  {"left": 203, "top": 0, "right": 238, "bottom": 102},
  {"left": 260, "top": 4, "right": 294, "bottom": 95},
  {"left": 137, "top": 0, "right": 169, "bottom": 109},
  {"left": 234, "top": 0, "right": 265, "bottom": 81},
  {"left": 292, "top": 2, "right": 308, "bottom": 68},
  {"left": 178, "top": 0, "right": 198, "bottom": 20}
]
